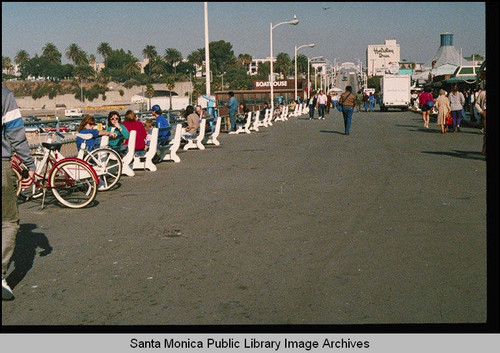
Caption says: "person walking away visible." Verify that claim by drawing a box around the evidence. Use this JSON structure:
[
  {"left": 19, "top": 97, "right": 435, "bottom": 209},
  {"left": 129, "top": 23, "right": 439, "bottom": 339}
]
[
  {"left": 308, "top": 93, "right": 317, "bottom": 120},
  {"left": 418, "top": 87, "right": 434, "bottom": 128},
  {"left": 435, "top": 89, "right": 451, "bottom": 134},
  {"left": 368, "top": 92, "right": 376, "bottom": 112},
  {"left": 339, "top": 86, "right": 356, "bottom": 135},
  {"left": 2, "top": 86, "right": 36, "bottom": 300},
  {"left": 326, "top": 94, "right": 332, "bottom": 114},
  {"left": 448, "top": 85, "right": 465, "bottom": 132},
  {"left": 316, "top": 90, "right": 327, "bottom": 120},
  {"left": 151, "top": 104, "right": 170, "bottom": 144},
  {"left": 362, "top": 92, "right": 369, "bottom": 112},
  {"left": 355, "top": 90, "right": 363, "bottom": 112},
  {"left": 475, "top": 88, "right": 486, "bottom": 155},
  {"left": 227, "top": 91, "right": 238, "bottom": 132}
]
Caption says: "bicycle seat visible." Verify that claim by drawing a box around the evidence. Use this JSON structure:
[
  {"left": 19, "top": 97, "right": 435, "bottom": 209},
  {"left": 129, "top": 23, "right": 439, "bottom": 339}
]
[{"left": 42, "top": 142, "right": 63, "bottom": 151}]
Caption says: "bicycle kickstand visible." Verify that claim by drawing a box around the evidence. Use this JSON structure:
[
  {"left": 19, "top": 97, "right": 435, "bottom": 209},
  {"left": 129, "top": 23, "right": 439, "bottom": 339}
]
[{"left": 41, "top": 189, "right": 47, "bottom": 210}]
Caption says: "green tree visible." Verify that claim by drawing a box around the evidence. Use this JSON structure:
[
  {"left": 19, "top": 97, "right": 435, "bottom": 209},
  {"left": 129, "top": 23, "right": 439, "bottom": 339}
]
[
  {"left": 209, "top": 40, "right": 236, "bottom": 75},
  {"left": 187, "top": 48, "right": 204, "bottom": 68},
  {"left": 165, "top": 76, "right": 175, "bottom": 110},
  {"left": 275, "top": 52, "right": 292, "bottom": 79},
  {"left": 145, "top": 84, "right": 155, "bottom": 110},
  {"left": 66, "top": 43, "right": 87, "bottom": 66},
  {"left": 149, "top": 55, "right": 166, "bottom": 79},
  {"left": 2, "top": 56, "right": 13, "bottom": 72},
  {"left": 14, "top": 49, "right": 30, "bottom": 76},
  {"left": 296, "top": 54, "right": 308, "bottom": 77},
  {"left": 126, "top": 61, "right": 141, "bottom": 77},
  {"left": 142, "top": 45, "right": 157, "bottom": 76},
  {"left": 42, "top": 43, "right": 62, "bottom": 64},
  {"left": 257, "top": 61, "right": 270, "bottom": 78},
  {"left": 164, "top": 48, "right": 183, "bottom": 75},
  {"left": 237, "top": 53, "right": 252, "bottom": 68},
  {"left": 97, "top": 42, "right": 113, "bottom": 61}
]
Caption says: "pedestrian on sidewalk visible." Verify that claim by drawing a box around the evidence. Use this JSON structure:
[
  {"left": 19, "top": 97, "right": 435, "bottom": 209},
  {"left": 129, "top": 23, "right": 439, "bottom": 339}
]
[
  {"left": 475, "top": 88, "right": 486, "bottom": 155},
  {"left": 435, "top": 89, "right": 451, "bottom": 134},
  {"left": 418, "top": 86, "right": 434, "bottom": 128},
  {"left": 355, "top": 90, "right": 363, "bottom": 112},
  {"left": 2, "top": 87, "right": 36, "bottom": 300},
  {"left": 339, "top": 86, "right": 356, "bottom": 135},
  {"left": 308, "top": 93, "right": 317, "bottom": 120},
  {"left": 227, "top": 91, "right": 238, "bottom": 132},
  {"left": 448, "top": 85, "right": 465, "bottom": 132},
  {"left": 316, "top": 90, "right": 327, "bottom": 120}
]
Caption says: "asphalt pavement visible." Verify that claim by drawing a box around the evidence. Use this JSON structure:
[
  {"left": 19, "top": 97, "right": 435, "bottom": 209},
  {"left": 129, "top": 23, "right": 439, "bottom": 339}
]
[{"left": 2, "top": 108, "right": 488, "bottom": 328}]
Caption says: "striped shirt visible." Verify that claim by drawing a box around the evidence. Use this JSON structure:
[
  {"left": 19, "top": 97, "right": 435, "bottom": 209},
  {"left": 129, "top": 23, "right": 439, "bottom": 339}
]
[{"left": 2, "top": 86, "right": 35, "bottom": 170}]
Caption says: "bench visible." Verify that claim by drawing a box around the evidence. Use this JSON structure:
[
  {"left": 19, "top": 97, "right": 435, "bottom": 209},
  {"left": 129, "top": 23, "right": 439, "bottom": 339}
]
[
  {"left": 229, "top": 112, "right": 252, "bottom": 134},
  {"left": 250, "top": 111, "right": 261, "bottom": 132},
  {"left": 158, "top": 124, "right": 182, "bottom": 163},
  {"left": 182, "top": 118, "right": 206, "bottom": 150},
  {"left": 202, "top": 116, "right": 222, "bottom": 146}
]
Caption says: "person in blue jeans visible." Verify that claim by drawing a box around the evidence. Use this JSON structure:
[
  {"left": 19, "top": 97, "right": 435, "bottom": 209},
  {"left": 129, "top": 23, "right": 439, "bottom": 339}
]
[
  {"left": 308, "top": 94, "right": 316, "bottom": 120},
  {"left": 227, "top": 91, "right": 238, "bottom": 132},
  {"left": 339, "top": 86, "right": 356, "bottom": 135}
]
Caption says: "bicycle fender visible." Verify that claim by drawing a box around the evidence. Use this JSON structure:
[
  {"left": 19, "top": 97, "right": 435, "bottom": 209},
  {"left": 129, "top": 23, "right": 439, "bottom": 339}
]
[{"left": 49, "top": 157, "right": 100, "bottom": 186}]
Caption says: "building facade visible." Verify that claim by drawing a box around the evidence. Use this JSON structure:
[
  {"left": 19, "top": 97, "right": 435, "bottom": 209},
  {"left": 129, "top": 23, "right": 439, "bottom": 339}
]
[{"left": 366, "top": 39, "right": 401, "bottom": 77}]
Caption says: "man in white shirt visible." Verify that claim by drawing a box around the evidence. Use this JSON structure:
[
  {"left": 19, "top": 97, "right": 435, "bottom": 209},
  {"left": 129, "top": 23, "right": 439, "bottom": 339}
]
[{"left": 316, "top": 90, "right": 328, "bottom": 120}]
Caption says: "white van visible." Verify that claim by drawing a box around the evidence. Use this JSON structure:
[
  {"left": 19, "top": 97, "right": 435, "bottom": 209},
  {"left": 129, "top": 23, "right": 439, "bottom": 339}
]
[{"left": 65, "top": 108, "right": 83, "bottom": 117}]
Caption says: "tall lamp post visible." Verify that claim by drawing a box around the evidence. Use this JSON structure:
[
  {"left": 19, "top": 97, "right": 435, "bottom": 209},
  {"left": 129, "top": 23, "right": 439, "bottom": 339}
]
[
  {"left": 307, "top": 56, "right": 323, "bottom": 99},
  {"left": 270, "top": 15, "right": 299, "bottom": 112},
  {"left": 204, "top": 2, "right": 211, "bottom": 97},
  {"left": 294, "top": 43, "right": 314, "bottom": 101}
]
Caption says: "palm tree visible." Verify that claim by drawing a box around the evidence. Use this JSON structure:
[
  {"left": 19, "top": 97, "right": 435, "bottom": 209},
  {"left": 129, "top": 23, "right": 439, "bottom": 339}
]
[
  {"left": 66, "top": 43, "right": 83, "bottom": 65},
  {"left": 97, "top": 42, "right": 113, "bottom": 61},
  {"left": 237, "top": 54, "right": 252, "bottom": 68},
  {"left": 187, "top": 48, "right": 204, "bottom": 68},
  {"left": 142, "top": 45, "right": 157, "bottom": 76},
  {"left": 165, "top": 76, "right": 175, "bottom": 110},
  {"left": 164, "top": 48, "right": 183, "bottom": 74},
  {"left": 145, "top": 84, "right": 155, "bottom": 110},
  {"left": 275, "top": 52, "right": 292, "bottom": 79},
  {"left": 126, "top": 62, "right": 141, "bottom": 77},
  {"left": 42, "top": 43, "right": 62, "bottom": 64},
  {"left": 150, "top": 55, "right": 166, "bottom": 79},
  {"left": 14, "top": 49, "right": 30, "bottom": 66},
  {"left": 142, "top": 45, "right": 157, "bottom": 61},
  {"left": 2, "top": 56, "right": 13, "bottom": 73}
]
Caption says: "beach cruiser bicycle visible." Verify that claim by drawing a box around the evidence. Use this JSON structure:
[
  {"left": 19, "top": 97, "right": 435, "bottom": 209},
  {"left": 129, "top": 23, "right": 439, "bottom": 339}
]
[{"left": 11, "top": 132, "right": 100, "bottom": 209}]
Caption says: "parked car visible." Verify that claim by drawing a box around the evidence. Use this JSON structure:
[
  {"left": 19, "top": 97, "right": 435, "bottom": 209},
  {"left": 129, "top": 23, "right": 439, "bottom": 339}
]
[
  {"left": 45, "top": 125, "right": 69, "bottom": 132},
  {"left": 25, "top": 115, "right": 41, "bottom": 122}
]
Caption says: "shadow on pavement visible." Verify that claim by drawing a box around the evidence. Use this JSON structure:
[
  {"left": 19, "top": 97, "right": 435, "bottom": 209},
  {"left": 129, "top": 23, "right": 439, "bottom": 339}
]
[
  {"left": 7, "top": 223, "right": 53, "bottom": 289},
  {"left": 422, "top": 150, "right": 486, "bottom": 161},
  {"left": 320, "top": 130, "right": 345, "bottom": 135}
]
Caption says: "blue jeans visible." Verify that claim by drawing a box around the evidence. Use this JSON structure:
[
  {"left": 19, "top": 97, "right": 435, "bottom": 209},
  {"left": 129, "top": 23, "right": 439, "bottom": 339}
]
[
  {"left": 451, "top": 110, "right": 462, "bottom": 129},
  {"left": 229, "top": 110, "right": 236, "bottom": 131},
  {"left": 363, "top": 102, "right": 369, "bottom": 111},
  {"left": 309, "top": 105, "right": 314, "bottom": 118},
  {"left": 342, "top": 107, "right": 354, "bottom": 134},
  {"left": 318, "top": 104, "right": 325, "bottom": 118}
]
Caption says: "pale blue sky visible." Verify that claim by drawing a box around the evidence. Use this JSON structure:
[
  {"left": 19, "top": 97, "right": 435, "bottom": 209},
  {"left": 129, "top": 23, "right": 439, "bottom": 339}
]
[{"left": 2, "top": 2, "right": 486, "bottom": 66}]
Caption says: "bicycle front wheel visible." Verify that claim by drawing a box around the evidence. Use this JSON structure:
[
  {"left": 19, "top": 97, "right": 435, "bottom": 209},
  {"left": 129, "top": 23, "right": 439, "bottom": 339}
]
[
  {"left": 49, "top": 159, "right": 98, "bottom": 208},
  {"left": 84, "top": 147, "right": 122, "bottom": 191}
]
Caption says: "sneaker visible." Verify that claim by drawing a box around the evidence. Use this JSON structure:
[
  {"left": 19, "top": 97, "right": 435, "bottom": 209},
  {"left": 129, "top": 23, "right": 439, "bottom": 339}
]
[
  {"left": 457, "top": 126, "right": 461, "bottom": 132},
  {"left": 2, "top": 278, "right": 14, "bottom": 300}
]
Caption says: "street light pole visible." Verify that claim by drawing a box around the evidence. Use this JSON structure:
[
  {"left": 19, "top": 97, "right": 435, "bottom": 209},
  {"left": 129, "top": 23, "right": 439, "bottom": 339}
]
[
  {"left": 307, "top": 56, "right": 322, "bottom": 99},
  {"left": 270, "top": 15, "right": 299, "bottom": 112},
  {"left": 204, "top": 2, "right": 211, "bottom": 96},
  {"left": 294, "top": 43, "right": 314, "bottom": 102}
]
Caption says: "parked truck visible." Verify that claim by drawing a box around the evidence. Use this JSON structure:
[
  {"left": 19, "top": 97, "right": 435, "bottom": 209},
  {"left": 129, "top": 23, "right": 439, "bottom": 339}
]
[{"left": 379, "top": 74, "right": 411, "bottom": 112}]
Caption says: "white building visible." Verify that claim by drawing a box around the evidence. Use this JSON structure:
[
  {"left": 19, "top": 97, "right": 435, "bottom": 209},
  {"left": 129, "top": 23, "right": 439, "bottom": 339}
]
[
  {"left": 366, "top": 39, "right": 401, "bottom": 77},
  {"left": 246, "top": 57, "right": 274, "bottom": 76}
]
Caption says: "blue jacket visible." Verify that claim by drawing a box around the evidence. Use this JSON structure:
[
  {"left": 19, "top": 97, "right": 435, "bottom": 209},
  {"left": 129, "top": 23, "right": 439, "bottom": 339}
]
[
  {"left": 155, "top": 114, "right": 171, "bottom": 141},
  {"left": 228, "top": 97, "right": 238, "bottom": 113}
]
